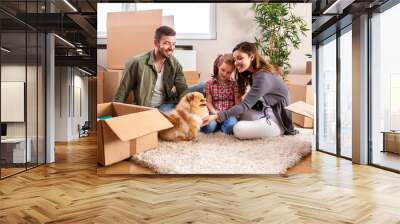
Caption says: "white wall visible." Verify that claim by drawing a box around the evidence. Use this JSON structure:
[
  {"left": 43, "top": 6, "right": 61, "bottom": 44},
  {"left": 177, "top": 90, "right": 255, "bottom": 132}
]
[
  {"left": 54, "top": 67, "right": 89, "bottom": 141},
  {"left": 55, "top": 67, "right": 70, "bottom": 141},
  {"left": 97, "top": 3, "right": 312, "bottom": 81}
]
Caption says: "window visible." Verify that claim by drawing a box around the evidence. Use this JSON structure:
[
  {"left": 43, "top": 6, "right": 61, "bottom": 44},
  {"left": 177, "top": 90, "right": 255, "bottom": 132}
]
[
  {"left": 370, "top": 2, "right": 400, "bottom": 171},
  {"left": 339, "top": 26, "right": 352, "bottom": 158},
  {"left": 317, "top": 35, "right": 337, "bottom": 155},
  {"left": 97, "top": 3, "right": 216, "bottom": 40}
]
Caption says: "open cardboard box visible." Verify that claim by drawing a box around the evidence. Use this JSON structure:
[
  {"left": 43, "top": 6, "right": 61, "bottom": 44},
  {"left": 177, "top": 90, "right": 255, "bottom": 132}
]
[
  {"left": 97, "top": 102, "right": 173, "bottom": 166},
  {"left": 286, "top": 74, "right": 313, "bottom": 128},
  {"left": 286, "top": 101, "right": 314, "bottom": 119}
]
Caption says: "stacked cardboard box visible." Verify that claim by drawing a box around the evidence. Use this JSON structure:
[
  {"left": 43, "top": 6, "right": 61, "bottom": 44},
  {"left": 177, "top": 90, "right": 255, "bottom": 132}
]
[
  {"left": 107, "top": 10, "right": 162, "bottom": 70},
  {"left": 99, "top": 10, "right": 199, "bottom": 104},
  {"left": 286, "top": 68, "right": 313, "bottom": 128}
]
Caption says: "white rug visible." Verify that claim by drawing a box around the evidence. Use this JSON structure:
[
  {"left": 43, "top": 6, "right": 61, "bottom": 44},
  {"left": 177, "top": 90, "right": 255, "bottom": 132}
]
[{"left": 132, "top": 132, "right": 312, "bottom": 174}]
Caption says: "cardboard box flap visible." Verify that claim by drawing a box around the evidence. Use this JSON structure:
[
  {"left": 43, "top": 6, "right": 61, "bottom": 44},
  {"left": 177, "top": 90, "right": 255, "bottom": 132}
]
[
  {"left": 113, "top": 102, "right": 150, "bottom": 116},
  {"left": 286, "top": 101, "right": 314, "bottom": 119},
  {"left": 104, "top": 109, "right": 173, "bottom": 141},
  {"left": 286, "top": 74, "right": 312, "bottom": 86}
]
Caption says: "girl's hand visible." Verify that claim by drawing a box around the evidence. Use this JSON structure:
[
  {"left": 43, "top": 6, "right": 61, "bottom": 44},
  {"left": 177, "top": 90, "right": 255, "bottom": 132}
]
[
  {"left": 208, "top": 114, "right": 219, "bottom": 122},
  {"left": 201, "top": 114, "right": 219, "bottom": 127}
]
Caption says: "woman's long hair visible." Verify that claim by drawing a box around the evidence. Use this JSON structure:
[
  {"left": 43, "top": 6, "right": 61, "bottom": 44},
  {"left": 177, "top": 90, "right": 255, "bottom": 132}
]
[{"left": 233, "top": 42, "right": 279, "bottom": 96}]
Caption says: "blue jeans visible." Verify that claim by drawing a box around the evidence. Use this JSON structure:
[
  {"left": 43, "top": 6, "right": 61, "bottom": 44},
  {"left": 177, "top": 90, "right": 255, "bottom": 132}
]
[
  {"left": 157, "top": 81, "right": 206, "bottom": 113},
  {"left": 201, "top": 116, "right": 237, "bottom": 135}
]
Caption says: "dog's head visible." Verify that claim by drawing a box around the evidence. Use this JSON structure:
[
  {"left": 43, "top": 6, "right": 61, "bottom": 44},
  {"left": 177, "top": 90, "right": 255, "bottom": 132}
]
[{"left": 180, "top": 92, "right": 208, "bottom": 117}]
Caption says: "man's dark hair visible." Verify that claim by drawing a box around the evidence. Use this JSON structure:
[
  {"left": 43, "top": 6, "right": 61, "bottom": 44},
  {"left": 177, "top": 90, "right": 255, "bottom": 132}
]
[{"left": 155, "top": 26, "right": 176, "bottom": 42}]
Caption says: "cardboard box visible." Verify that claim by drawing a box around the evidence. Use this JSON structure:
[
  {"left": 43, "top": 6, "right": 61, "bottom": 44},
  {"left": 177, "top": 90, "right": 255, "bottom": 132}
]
[
  {"left": 184, "top": 71, "right": 200, "bottom": 85},
  {"left": 103, "top": 70, "right": 124, "bottom": 103},
  {"left": 107, "top": 10, "right": 162, "bottom": 70},
  {"left": 286, "top": 101, "right": 314, "bottom": 119},
  {"left": 97, "top": 102, "right": 173, "bottom": 166},
  {"left": 97, "top": 71, "right": 104, "bottom": 104},
  {"left": 98, "top": 70, "right": 133, "bottom": 104},
  {"left": 286, "top": 74, "right": 313, "bottom": 128},
  {"left": 306, "top": 61, "right": 312, "bottom": 74}
]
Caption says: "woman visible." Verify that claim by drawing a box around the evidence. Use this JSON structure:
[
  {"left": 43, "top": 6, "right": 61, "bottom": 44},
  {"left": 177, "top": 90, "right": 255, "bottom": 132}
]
[{"left": 207, "top": 42, "right": 298, "bottom": 139}]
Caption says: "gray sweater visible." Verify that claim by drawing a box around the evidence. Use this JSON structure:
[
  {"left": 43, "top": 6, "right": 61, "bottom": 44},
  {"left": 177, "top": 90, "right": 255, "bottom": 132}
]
[{"left": 218, "top": 71, "right": 290, "bottom": 122}]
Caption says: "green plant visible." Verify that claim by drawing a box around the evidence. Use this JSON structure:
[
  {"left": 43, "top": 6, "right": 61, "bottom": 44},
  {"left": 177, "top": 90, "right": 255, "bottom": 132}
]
[{"left": 251, "top": 3, "right": 309, "bottom": 76}]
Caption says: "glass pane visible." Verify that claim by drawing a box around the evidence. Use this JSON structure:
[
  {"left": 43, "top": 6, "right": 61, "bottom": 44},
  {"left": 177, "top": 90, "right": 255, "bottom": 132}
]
[
  {"left": 317, "top": 36, "right": 337, "bottom": 154},
  {"left": 38, "top": 32, "right": 45, "bottom": 165},
  {"left": 340, "top": 28, "right": 352, "bottom": 158},
  {"left": 371, "top": 3, "right": 400, "bottom": 171},
  {"left": 1, "top": 30, "right": 27, "bottom": 177},
  {"left": 26, "top": 0, "right": 39, "bottom": 169},
  {"left": 27, "top": 31, "right": 38, "bottom": 169}
]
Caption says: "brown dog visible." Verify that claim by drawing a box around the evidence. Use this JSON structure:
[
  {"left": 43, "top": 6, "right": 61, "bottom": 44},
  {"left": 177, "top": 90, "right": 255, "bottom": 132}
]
[{"left": 159, "top": 92, "right": 209, "bottom": 141}]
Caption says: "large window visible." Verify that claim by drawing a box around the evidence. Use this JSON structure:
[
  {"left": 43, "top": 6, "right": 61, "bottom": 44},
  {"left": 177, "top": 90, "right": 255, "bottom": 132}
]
[
  {"left": 317, "top": 25, "right": 353, "bottom": 159},
  {"left": 317, "top": 35, "right": 337, "bottom": 155},
  {"left": 340, "top": 27, "right": 352, "bottom": 158},
  {"left": 97, "top": 3, "right": 216, "bottom": 39},
  {"left": 370, "top": 2, "right": 400, "bottom": 171}
]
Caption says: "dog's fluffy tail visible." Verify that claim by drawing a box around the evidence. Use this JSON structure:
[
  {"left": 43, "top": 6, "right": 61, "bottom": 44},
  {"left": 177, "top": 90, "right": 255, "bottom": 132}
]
[{"left": 160, "top": 112, "right": 180, "bottom": 127}]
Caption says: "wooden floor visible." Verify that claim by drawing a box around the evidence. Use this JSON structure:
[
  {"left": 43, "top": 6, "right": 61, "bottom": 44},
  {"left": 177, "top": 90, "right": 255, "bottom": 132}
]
[{"left": 1, "top": 135, "right": 400, "bottom": 223}]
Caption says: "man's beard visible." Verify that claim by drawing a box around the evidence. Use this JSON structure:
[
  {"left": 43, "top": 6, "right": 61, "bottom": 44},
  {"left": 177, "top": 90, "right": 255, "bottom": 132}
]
[{"left": 157, "top": 47, "right": 172, "bottom": 58}]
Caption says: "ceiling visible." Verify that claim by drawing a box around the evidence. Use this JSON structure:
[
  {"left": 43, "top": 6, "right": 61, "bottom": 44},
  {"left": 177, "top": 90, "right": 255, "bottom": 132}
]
[
  {"left": 311, "top": 0, "right": 390, "bottom": 43},
  {"left": 0, "top": 0, "right": 97, "bottom": 74}
]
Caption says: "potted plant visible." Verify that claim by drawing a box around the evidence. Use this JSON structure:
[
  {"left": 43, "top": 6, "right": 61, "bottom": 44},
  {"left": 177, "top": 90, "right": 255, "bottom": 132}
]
[{"left": 251, "top": 3, "right": 309, "bottom": 77}]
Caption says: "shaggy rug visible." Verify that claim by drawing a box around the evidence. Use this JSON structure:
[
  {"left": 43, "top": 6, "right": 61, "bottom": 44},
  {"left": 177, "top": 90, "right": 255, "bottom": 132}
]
[{"left": 132, "top": 132, "right": 312, "bottom": 174}]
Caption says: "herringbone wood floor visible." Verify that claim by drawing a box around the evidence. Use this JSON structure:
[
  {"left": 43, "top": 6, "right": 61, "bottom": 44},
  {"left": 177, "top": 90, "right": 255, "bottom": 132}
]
[{"left": 1, "top": 135, "right": 400, "bottom": 223}]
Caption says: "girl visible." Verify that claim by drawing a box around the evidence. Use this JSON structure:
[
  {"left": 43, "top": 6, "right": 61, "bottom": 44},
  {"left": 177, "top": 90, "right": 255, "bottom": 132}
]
[
  {"left": 206, "top": 42, "right": 298, "bottom": 139},
  {"left": 201, "top": 54, "right": 240, "bottom": 134}
]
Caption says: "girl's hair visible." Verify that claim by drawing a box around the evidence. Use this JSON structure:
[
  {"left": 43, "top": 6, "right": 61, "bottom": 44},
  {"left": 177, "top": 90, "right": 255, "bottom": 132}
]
[
  {"left": 232, "top": 42, "right": 279, "bottom": 96},
  {"left": 212, "top": 53, "right": 235, "bottom": 79}
]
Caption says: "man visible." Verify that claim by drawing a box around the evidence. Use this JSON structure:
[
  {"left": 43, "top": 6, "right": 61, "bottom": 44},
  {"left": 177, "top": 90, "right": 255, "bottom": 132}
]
[{"left": 113, "top": 26, "right": 191, "bottom": 112}]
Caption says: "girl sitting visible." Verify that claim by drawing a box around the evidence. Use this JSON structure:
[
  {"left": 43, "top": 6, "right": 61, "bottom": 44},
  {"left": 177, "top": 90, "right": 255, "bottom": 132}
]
[{"left": 201, "top": 54, "right": 240, "bottom": 134}]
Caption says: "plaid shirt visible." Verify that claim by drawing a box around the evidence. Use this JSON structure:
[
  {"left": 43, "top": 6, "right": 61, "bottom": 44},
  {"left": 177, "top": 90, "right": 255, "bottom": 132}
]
[{"left": 205, "top": 78, "right": 238, "bottom": 112}]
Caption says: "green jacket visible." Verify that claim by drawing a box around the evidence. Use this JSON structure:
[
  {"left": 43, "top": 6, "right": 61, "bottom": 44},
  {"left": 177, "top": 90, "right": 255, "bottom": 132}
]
[{"left": 113, "top": 50, "right": 189, "bottom": 106}]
